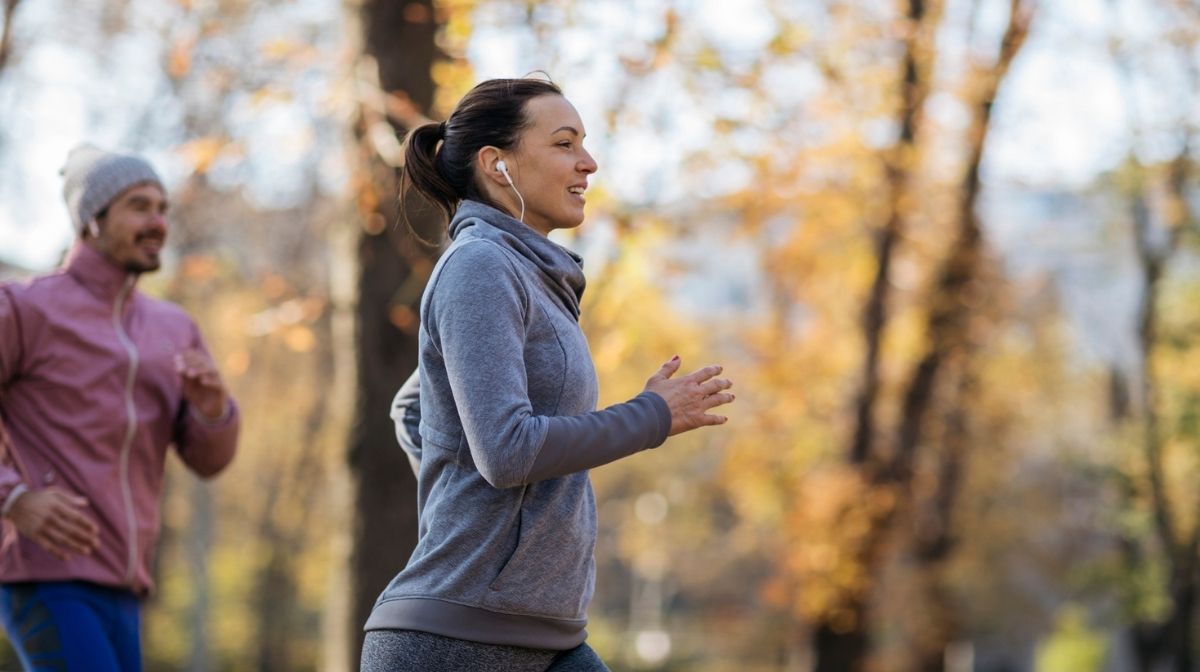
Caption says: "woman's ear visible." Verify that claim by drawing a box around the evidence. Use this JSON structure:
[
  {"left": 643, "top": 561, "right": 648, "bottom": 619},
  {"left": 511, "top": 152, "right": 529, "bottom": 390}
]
[{"left": 477, "top": 146, "right": 509, "bottom": 186}]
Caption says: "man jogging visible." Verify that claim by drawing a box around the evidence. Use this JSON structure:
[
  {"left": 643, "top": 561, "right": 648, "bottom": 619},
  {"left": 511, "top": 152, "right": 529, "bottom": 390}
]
[{"left": 0, "top": 144, "right": 241, "bottom": 671}]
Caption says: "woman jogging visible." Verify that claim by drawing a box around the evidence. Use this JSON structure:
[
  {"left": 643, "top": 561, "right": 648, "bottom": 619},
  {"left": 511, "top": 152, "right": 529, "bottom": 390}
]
[{"left": 361, "top": 77, "right": 734, "bottom": 672}]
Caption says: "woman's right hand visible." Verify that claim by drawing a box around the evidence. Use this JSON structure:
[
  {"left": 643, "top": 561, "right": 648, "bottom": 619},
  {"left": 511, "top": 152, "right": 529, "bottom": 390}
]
[{"left": 643, "top": 356, "right": 734, "bottom": 437}]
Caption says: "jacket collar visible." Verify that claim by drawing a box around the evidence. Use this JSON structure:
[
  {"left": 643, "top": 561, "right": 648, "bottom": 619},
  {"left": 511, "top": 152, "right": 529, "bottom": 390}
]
[
  {"left": 65, "top": 242, "right": 139, "bottom": 304},
  {"left": 450, "top": 200, "right": 586, "bottom": 319}
]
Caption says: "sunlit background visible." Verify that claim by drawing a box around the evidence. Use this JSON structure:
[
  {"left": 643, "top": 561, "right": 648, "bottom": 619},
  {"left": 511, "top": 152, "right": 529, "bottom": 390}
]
[{"left": 0, "top": 0, "right": 1197, "bottom": 670}]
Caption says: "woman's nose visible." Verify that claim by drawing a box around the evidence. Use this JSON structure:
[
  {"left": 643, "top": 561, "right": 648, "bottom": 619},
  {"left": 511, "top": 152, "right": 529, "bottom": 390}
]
[{"left": 579, "top": 150, "right": 597, "bottom": 174}]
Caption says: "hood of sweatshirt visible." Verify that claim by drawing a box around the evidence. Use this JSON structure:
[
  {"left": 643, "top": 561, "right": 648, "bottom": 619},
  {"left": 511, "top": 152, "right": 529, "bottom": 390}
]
[{"left": 449, "top": 200, "right": 586, "bottom": 320}]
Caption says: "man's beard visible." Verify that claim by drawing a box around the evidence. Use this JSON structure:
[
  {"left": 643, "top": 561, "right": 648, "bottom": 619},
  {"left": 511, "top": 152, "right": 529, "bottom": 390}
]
[
  {"left": 124, "top": 232, "right": 164, "bottom": 273},
  {"left": 123, "top": 258, "right": 161, "bottom": 274}
]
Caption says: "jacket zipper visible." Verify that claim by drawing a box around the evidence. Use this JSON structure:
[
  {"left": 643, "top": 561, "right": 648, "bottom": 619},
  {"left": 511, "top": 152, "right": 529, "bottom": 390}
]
[{"left": 112, "top": 276, "right": 140, "bottom": 587}]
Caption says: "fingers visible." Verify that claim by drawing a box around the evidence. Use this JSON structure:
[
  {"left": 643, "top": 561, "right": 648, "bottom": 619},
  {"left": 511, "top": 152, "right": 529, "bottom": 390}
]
[
  {"left": 646, "top": 358, "right": 735, "bottom": 437},
  {"left": 43, "top": 517, "right": 97, "bottom": 557},
  {"left": 49, "top": 492, "right": 99, "bottom": 553},
  {"left": 683, "top": 364, "right": 724, "bottom": 384},
  {"left": 185, "top": 371, "right": 222, "bottom": 389},
  {"left": 668, "top": 411, "right": 728, "bottom": 437},
  {"left": 698, "top": 377, "right": 732, "bottom": 396},
  {"left": 21, "top": 490, "right": 99, "bottom": 559},
  {"left": 36, "top": 536, "right": 70, "bottom": 561},
  {"left": 648, "top": 355, "right": 682, "bottom": 382},
  {"left": 175, "top": 349, "right": 217, "bottom": 381},
  {"left": 176, "top": 350, "right": 226, "bottom": 410},
  {"left": 54, "top": 504, "right": 99, "bottom": 547},
  {"left": 703, "top": 391, "right": 735, "bottom": 409}
]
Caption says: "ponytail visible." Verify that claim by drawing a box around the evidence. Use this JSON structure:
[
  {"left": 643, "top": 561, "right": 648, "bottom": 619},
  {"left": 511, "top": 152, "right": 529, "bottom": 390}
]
[
  {"left": 397, "top": 77, "right": 563, "bottom": 235},
  {"left": 401, "top": 120, "right": 457, "bottom": 221}
]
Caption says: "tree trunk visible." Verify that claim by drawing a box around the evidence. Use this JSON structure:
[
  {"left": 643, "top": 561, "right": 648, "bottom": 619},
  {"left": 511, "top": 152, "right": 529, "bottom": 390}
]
[
  {"left": 815, "top": 2, "right": 1031, "bottom": 668},
  {"left": 848, "top": 0, "right": 939, "bottom": 466},
  {"left": 346, "top": 1, "right": 442, "bottom": 668},
  {"left": 162, "top": 179, "right": 220, "bottom": 672},
  {"left": 1111, "top": 10, "right": 1198, "bottom": 664},
  {"left": 321, "top": 214, "right": 360, "bottom": 672},
  {"left": 0, "top": 0, "right": 20, "bottom": 74},
  {"left": 813, "top": 620, "right": 869, "bottom": 672},
  {"left": 256, "top": 309, "right": 338, "bottom": 671},
  {"left": 1170, "top": 576, "right": 1196, "bottom": 672},
  {"left": 186, "top": 481, "right": 212, "bottom": 672},
  {"left": 254, "top": 540, "right": 294, "bottom": 672},
  {"left": 911, "top": 365, "right": 975, "bottom": 672},
  {"left": 818, "top": 0, "right": 942, "bottom": 663}
]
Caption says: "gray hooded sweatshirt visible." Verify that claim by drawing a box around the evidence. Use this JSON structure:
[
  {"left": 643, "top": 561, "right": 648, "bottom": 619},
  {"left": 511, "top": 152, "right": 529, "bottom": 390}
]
[{"left": 364, "top": 200, "right": 672, "bottom": 650}]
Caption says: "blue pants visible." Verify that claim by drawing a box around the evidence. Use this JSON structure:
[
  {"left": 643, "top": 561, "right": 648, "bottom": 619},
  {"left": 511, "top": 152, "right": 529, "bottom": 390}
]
[{"left": 0, "top": 581, "right": 141, "bottom": 672}]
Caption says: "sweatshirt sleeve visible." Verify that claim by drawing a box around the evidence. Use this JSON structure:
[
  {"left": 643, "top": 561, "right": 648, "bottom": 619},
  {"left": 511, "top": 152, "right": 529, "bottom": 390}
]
[
  {"left": 0, "top": 287, "right": 21, "bottom": 389},
  {"left": 432, "top": 243, "right": 670, "bottom": 489},
  {"left": 174, "top": 322, "right": 240, "bottom": 478},
  {"left": 390, "top": 369, "right": 422, "bottom": 475},
  {"left": 0, "top": 287, "right": 29, "bottom": 513},
  {"left": 526, "top": 391, "right": 670, "bottom": 482}
]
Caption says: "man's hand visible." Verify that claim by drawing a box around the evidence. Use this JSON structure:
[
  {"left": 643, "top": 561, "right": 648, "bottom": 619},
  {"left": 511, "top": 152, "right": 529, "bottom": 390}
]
[
  {"left": 8, "top": 488, "right": 99, "bottom": 560},
  {"left": 176, "top": 348, "right": 229, "bottom": 421}
]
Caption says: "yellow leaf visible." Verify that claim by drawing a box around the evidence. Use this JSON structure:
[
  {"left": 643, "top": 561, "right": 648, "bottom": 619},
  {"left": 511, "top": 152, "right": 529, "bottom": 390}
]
[
  {"left": 284, "top": 326, "right": 316, "bottom": 353},
  {"left": 177, "top": 137, "right": 227, "bottom": 174}
]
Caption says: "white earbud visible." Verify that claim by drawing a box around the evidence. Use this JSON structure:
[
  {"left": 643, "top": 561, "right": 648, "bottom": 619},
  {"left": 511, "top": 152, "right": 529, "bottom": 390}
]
[
  {"left": 87, "top": 219, "right": 100, "bottom": 238},
  {"left": 496, "top": 160, "right": 513, "bottom": 185},
  {"left": 495, "top": 159, "right": 524, "bottom": 222}
]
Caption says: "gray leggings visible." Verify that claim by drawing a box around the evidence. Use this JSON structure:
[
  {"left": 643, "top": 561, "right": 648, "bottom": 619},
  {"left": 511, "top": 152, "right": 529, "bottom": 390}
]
[{"left": 361, "top": 629, "right": 611, "bottom": 672}]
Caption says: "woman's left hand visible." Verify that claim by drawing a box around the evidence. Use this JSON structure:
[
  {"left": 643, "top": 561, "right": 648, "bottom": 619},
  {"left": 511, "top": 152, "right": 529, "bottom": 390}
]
[{"left": 642, "top": 356, "right": 734, "bottom": 437}]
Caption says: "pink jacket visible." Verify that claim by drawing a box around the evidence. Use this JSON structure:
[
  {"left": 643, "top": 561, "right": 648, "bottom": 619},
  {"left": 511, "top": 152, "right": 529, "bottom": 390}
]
[{"left": 0, "top": 243, "right": 239, "bottom": 596}]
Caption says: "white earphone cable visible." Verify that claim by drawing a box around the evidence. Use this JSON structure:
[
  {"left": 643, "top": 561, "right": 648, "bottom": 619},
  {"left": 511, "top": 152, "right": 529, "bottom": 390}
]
[
  {"left": 510, "top": 184, "right": 525, "bottom": 223},
  {"left": 497, "top": 160, "right": 525, "bottom": 223}
]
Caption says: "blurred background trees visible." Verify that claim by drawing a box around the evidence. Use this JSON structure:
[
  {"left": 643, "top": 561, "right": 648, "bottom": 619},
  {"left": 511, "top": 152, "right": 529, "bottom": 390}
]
[{"left": 1, "top": 0, "right": 1199, "bottom": 670}]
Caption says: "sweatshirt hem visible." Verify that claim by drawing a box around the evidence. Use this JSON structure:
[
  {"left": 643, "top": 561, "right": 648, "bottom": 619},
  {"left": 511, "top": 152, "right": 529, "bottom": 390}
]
[{"left": 364, "top": 597, "right": 587, "bottom": 650}]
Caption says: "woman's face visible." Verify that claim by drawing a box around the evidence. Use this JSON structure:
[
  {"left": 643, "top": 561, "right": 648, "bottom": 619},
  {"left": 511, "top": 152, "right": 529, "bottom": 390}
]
[{"left": 503, "top": 95, "right": 598, "bottom": 236}]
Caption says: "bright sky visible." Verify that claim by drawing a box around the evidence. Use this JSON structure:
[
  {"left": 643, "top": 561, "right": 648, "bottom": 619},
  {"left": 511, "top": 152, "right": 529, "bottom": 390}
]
[{"left": 0, "top": 0, "right": 1183, "bottom": 271}]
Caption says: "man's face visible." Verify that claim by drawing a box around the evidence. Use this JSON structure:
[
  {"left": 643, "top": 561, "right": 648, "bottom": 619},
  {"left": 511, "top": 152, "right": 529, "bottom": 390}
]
[{"left": 89, "top": 183, "right": 169, "bottom": 274}]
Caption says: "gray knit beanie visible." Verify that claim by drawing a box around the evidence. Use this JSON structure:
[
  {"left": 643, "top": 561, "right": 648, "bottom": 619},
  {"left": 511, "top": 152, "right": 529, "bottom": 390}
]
[{"left": 61, "top": 144, "right": 164, "bottom": 235}]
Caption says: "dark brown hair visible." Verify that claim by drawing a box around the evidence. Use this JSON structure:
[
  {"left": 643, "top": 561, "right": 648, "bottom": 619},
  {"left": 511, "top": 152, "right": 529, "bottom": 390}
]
[{"left": 401, "top": 77, "right": 563, "bottom": 222}]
